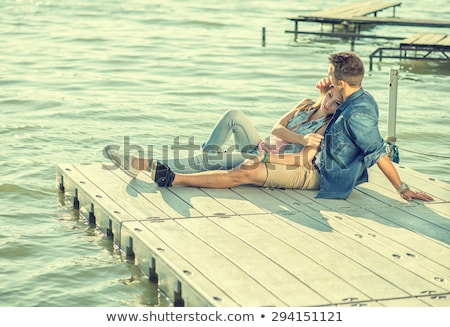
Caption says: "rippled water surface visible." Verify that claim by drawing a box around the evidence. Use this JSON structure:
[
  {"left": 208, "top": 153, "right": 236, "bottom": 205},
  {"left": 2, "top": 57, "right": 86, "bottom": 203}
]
[{"left": 1, "top": 0, "right": 449, "bottom": 306}]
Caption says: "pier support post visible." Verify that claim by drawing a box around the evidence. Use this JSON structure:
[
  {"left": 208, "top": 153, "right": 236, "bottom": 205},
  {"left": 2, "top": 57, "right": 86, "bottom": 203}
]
[
  {"left": 88, "top": 203, "right": 96, "bottom": 225},
  {"left": 59, "top": 175, "right": 65, "bottom": 193},
  {"left": 385, "top": 69, "right": 400, "bottom": 163},
  {"left": 126, "top": 236, "right": 135, "bottom": 258},
  {"left": 262, "top": 27, "right": 266, "bottom": 47},
  {"left": 106, "top": 219, "right": 113, "bottom": 239},
  {"left": 73, "top": 188, "right": 80, "bottom": 210},
  {"left": 387, "top": 69, "right": 398, "bottom": 140},
  {"left": 174, "top": 281, "right": 185, "bottom": 307},
  {"left": 149, "top": 257, "right": 158, "bottom": 283}
]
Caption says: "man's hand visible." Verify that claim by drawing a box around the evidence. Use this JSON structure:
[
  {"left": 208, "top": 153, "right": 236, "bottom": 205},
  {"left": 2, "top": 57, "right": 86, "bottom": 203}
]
[
  {"left": 303, "top": 133, "right": 324, "bottom": 147},
  {"left": 400, "top": 189, "right": 434, "bottom": 201}
]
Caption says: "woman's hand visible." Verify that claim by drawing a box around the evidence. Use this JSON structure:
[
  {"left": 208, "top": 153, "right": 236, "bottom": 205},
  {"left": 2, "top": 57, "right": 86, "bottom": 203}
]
[{"left": 259, "top": 142, "right": 273, "bottom": 153}]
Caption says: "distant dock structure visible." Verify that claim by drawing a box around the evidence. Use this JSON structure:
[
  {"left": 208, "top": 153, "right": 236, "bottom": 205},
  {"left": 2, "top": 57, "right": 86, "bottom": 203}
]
[
  {"left": 285, "top": 1, "right": 450, "bottom": 68},
  {"left": 369, "top": 33, "right": 450, "bottom": 70},
  {"left": 286, "top": 1, "right": 403, "bottom": 47}
]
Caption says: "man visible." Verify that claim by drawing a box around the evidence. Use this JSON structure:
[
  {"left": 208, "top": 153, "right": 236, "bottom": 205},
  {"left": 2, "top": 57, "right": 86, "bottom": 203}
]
[
  {"left": 319, "top": 52, "right": 431, "bottom": 201},
  {"left": 108, "top": 52, "right": 432, "bottom": 201}
]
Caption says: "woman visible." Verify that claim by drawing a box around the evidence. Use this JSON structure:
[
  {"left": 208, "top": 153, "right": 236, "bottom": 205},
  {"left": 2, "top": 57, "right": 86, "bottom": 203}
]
[{"left": 106, "top": 78, "right": 342, "bottom": 182}]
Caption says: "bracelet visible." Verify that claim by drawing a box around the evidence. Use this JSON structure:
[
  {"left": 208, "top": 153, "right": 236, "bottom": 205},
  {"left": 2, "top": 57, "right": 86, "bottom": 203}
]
[
  {"left": 397, "top": 182, "right": 409, "bottom": 193},
  {"left": 262, "top": 152, "right": 269, "bottom": 163}
]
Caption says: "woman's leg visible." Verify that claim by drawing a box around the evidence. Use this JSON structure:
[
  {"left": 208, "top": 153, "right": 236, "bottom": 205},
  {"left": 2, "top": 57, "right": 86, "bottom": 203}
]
[
  {"left": 131, "top": 110, "right": 262, "bottom": 173},
  {"left": 202, "top": 109, "right": 262, "bottom": 153}
]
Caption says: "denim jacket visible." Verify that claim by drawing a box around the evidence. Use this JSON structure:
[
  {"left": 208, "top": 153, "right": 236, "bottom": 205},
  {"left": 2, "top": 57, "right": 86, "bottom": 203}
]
[{"left": 316, "top": 88, "right": 387, "bottom": 199}]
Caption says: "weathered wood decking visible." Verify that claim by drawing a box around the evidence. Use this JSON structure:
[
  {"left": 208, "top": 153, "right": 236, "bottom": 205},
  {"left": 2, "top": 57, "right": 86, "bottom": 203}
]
[
  {"left": 56, "top": 162, "right": 450, "bottom": 307},
  {"left": 286, "top": 1, "right": 402, "bottom": 43},
  {"left": 298, "top": 1, "right": 402, "bottom": 19}
]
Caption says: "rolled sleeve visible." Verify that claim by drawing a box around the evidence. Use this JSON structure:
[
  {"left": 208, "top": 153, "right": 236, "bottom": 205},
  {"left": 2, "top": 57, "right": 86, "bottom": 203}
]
[{"left": 364, "top": 145, "right": 387, "bottom": 167}]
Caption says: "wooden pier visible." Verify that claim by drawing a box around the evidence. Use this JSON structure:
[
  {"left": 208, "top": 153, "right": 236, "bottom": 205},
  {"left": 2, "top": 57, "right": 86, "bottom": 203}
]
[
  {"left": 286, "top": 1, "right": 402, "bottom": 42},
  {"left": 369, "top": 33, "right": 450, "bottom": 70},
  {"left": 285, "top": 1, "right": 450, "bottom": 51},
  {"left": 56, "top": 162, "right": 450, "bottom": 307}
]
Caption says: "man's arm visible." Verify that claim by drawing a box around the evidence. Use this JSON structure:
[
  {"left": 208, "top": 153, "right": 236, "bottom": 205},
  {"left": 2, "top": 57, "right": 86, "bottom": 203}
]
[{"left": 377, "top": 155, "right": 433, "bottom": 201}]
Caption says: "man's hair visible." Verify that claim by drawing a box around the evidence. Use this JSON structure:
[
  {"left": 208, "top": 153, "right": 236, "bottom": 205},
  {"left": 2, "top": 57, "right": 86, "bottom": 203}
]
[{"left": 329, "top": 52, "right": 364, "bottom": 87}]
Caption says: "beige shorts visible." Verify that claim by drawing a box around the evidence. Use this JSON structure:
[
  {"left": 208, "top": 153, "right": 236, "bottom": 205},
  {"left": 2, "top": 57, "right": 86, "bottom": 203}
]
[{"left": 263, "top": 163, "right": 320, "bottom": 190}]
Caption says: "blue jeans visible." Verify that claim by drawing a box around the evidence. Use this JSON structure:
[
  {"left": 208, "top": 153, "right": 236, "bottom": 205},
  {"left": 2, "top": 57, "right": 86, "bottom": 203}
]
[{"left": 163, "top": 110, "right": 263, "bottom": 173}]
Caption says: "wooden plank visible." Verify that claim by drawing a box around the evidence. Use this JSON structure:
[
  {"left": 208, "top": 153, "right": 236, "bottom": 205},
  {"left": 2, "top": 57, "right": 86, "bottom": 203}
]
[
  {"left": 379, "top": 294, "right": 450, "bottom": 306},
  {"left": 416, "top": 33, "right": 447, "bottom": 45},
  {"left": 256, "top": 210, "right": 448, "bottom": 303},
  {"left": 120, "top": 221, "right": 239, "bottom": 307},
  {"left": 276, "top": 179, "right": 450, "bottom": 263},
  {"left": 289, "top": 16, "right": 450, "bottom": 28},
  {"left": 437, "top": 35, "right": 450, "bottom": 46},
  {"left": 285, "top": 30, "right": 404, "bottom": 41},
  {"left": 78, "top": 164, "right": 204, "bottom": 219},
  {"left": 406, "top": 33, "right": 447, "bottom": 46},
  {"left": 401, "top": 33, "right": 428, "bottom": 46},
  {"left": 312, "top": 211, "right": 448, "bottom": 295},
  {"left": 303, "top": 210, "right": 447, "bottom": 295},
  {"left": 74, "top": 164, "right": 171, "bottom": 219},
  {"left": 138, "top": 218, "right": 289, "bottom": 306},
  {"left": 303, "top": 2, "right": 401, "bottom": 18},
  {"left": 232, "top": 186, "right": 317, "bottom": 215},
  {"left": 324, "top": 210, "right": 450, "bottom": 283},
  {"left": 344, "top": 16, "right": 450, "bottom": 28},
  {"left": 366, "top": 164, "right": 450, "bottom": 202},
  {"left": 211, "top": 213, "right": 371, "bottom": 304},
  {"left": 175, "top": 216, "right": 332, "bottom": 306},
  {"left": 145, "top": 182, "right": 237, "bottom": 217},
  {"left": 424, "top": 202, "right": 450, "bottom": 224},
  {"left": 342, "top": 2, "right": 401, "bottom": 17},
  {"left": 235, "top": 212, "right": 412, "bottom": 302},
  {"left": 339, "top": 294, "right": 450, "bottom": 306},
  {"left": 294, "top": 183, "right": 450, "bottom": 252},
  {"left": 364, "top": 206, "right": 450, "bottom": 250},
  {"left": 197, "top": 187, "right": 267, "bottom": 216}
]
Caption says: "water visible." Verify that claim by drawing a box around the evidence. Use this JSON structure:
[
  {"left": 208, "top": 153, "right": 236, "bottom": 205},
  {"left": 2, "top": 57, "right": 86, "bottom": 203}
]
[{"left": 1, "top": 0, "right": 449, "bottom": 307}]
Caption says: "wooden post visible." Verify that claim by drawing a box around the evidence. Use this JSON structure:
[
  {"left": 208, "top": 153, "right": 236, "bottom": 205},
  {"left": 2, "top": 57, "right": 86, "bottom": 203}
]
[
  {"left": 385, "top": 69, "right": 399, "bottom": 162},
  {"left": 262, "top": 27, "right": 266, "bottom": 47},
  {"left": 387, "top": 69, "right": 398, "bottom": 141},
  {"left": 294, "top": 21, "right": 298, "bottom": 41}
]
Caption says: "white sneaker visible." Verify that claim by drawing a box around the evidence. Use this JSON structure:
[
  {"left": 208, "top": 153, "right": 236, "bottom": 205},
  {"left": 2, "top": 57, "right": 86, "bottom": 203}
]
[{"left": 104, "top": 146, "right": 140, "bottom": 178}]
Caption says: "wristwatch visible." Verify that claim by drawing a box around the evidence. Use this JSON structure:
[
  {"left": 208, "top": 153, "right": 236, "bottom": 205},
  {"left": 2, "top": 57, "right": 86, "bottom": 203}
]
[{"left": 397, "top": 182, "right": 410, "bottom": 193}]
